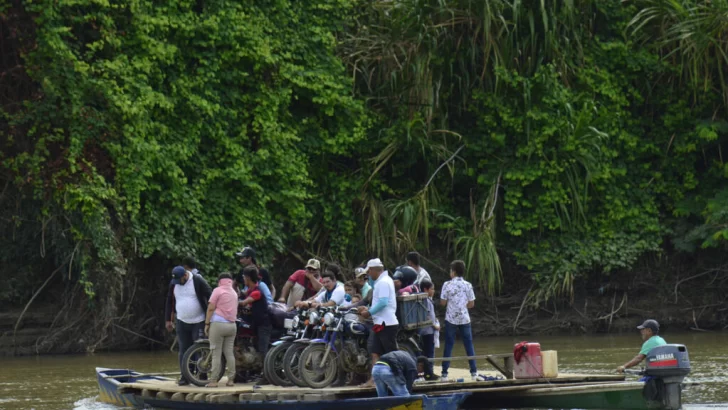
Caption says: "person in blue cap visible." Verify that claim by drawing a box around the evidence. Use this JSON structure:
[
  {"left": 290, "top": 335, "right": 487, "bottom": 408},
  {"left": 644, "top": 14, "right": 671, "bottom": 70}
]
[
  {"left": 617, "top": 319, "right": 667, "bottom": 373},
  {"left": 164, "top": 263, "right": 212, "bottom": 385}
]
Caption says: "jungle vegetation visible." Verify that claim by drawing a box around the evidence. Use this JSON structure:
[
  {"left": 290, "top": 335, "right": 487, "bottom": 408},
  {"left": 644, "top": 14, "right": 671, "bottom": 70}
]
[{"left": 1, "top": 0, "right": 727, "bottom": 352}]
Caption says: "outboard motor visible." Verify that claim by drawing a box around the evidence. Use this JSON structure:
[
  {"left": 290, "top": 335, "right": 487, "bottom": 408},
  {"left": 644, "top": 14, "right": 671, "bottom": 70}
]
[{"left": 642, "top": 344, "right": 690, "bottom": 410}]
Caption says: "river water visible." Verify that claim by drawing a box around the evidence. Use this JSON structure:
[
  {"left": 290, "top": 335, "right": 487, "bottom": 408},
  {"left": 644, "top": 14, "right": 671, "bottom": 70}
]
[{"left": 1, "top": 332, "right": 726, "bottom": 409}]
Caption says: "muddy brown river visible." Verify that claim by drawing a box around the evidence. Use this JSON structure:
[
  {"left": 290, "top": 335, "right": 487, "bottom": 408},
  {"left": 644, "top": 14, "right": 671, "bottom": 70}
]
[{"left": 1, "top": 332, "right": 726, "bottom": 409}]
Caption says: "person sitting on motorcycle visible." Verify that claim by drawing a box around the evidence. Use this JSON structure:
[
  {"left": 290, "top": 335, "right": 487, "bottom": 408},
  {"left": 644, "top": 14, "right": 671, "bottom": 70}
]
[
  {"left": 278, "top": 259, "right": 324, "bottom": 308},
  {"left": 392, "top": 266, "right": 419, "bottom": 295},
  {"left": 235, "top": 247, "right": 275, "bottom": 302},
  {"left": 237, "top": 266, "right": 272, "bottom": 360},
  {"left": 294, "top": 272, "right": 345, "bottom": 309}
]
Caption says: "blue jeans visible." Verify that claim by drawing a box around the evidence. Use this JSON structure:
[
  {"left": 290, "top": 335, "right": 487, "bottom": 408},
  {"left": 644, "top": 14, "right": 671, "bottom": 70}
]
[
  {"left": 441, "top": 321, "right": 477, "bottom": 376},
  {"left": 372, "top": 364, "right": 410, "bottom": 397}
]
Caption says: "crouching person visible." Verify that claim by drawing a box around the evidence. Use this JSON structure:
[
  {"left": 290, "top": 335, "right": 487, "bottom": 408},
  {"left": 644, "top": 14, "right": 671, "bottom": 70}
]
[{"left": 371, "top": 351, "right": 421, "bottom": 397}]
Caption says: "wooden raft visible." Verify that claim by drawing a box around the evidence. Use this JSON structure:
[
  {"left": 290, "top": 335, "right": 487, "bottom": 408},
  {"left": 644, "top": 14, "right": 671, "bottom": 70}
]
[{"left": 117, "top": 368, "right": 625, "bottom": 404}]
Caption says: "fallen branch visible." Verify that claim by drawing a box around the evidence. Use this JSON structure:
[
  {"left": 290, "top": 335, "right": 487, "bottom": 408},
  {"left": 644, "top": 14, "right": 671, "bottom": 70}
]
[
  {"left": 674, "top": 267, "right": 727, "bottom": 303},
  {"left": 13, "top": 261, "right": 68, "bottom": 355},
  {"left": 595, "top": 293, "right": 627, "bottom": 321},
  {"left": 111, "top": 322, "right": 168, "bottom": 347},
  {"left": 513, "top": 284, "right": 533, "bottom": 333}
]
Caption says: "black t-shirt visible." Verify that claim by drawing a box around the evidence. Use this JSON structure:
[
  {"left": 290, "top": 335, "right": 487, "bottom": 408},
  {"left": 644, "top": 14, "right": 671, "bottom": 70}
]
[{"left": 237, "top": 266, "right": 272, "bottom": 290}]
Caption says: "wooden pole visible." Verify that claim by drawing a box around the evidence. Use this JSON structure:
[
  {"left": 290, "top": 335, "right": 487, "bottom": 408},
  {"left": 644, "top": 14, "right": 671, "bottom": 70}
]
[{"left": 425, "top": 354, "right": 511, "bottom": 362}]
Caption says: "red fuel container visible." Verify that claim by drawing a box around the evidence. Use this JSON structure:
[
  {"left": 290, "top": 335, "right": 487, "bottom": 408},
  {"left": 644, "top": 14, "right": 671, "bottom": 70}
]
[{"left": 513, "top": 342, "right": 543, "bottom": 379}]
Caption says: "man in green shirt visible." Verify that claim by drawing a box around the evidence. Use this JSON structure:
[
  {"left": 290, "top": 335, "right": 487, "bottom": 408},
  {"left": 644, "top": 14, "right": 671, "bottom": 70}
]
[{"left": 617, "top": 319, "right": 667, "bottom": 373}]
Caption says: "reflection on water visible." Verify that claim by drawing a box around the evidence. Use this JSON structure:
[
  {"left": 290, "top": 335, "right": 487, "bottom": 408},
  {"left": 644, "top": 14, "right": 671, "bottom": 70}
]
[{"left": 0, "top": 332, "right": 726, "bottom": 409}]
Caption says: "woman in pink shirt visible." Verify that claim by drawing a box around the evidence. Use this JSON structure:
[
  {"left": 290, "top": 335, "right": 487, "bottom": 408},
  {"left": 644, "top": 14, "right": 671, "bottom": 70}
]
[{"left": 204, "top": 273, "right": 238, "bottom": 387}]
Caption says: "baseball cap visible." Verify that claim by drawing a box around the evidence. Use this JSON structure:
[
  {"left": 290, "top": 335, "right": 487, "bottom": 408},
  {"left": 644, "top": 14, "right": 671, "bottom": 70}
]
[
  {"left": 171, "top": 266, "right": 187, "bottom": 285},
  {"left": 637, "top": 319, "right": 660, "bottom": 333},
  {"left": 355, "top": 267, "right": 368, "bottom": 278},
  {"left": 235, "top": 247, "right": 256, "bottom": 259},
  {"left": 364, "top": 258, "right": 384, "bottom": 272},
  {"left": 305, "top": 259, "right": 321, "bottom": 270}
]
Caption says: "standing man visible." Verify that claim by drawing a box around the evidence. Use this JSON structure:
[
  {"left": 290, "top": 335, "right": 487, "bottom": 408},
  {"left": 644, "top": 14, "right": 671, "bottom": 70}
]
[
  {"left": 617, "top": 319, "right": 667, "bottom": 373},
  {"left": 371, "top": 351, "right": 421, "bottom": 397},
  {"left": 357, "top": 258, "right": 399, "bottom": 387},
  {"left": 355, "top": 268, "right": 372, "bottom": 299},
  {"left": 406, "top": 252, "right": 431, "bottom": 286},
  {"left": 278, "top": 259, "right": 323, "bottom": 308},
  {"left": 235, "top": 247, "right": 275, "bottom": 300},
  {"left": 164, "top": 265, "right": 212, "bottom": 385},
  {"left": 440, "top": 260, "right": 481, "bottom": 382}
]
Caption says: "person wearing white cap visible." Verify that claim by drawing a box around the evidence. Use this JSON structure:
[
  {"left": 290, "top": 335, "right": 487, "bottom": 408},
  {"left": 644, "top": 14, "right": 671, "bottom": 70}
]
[
  {"left": 357, "top": 258, "right": 399, "bottom": 388},
  {"left": 278, "top": 258, "right": 324, "bottom": 308}
]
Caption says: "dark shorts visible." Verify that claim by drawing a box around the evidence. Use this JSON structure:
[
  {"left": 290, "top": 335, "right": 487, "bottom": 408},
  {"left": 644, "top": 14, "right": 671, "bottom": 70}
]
[{"left": 367, "top": 325, "right": 399, "bottom": 356}]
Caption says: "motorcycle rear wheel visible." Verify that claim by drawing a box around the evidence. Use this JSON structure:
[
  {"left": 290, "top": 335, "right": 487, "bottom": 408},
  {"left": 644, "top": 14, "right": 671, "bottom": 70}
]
[
  {"left": 399, "top": 340, "right": 418, "bottom": 359},
  {"left": 282, "top": 343, "right": 309, "bottom": 388},
  {"left": 181, "top": 342, "right": 226, "bottom": 387},
  {"left": 264, "top": 342, "right": 293, "bottom": 386},
  {"left": 299, "top": 344, "right": 339, "bottom": 389}
]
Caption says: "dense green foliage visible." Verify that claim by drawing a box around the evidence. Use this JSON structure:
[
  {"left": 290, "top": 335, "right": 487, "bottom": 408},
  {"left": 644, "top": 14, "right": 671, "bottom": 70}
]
[{"left": 1, "top": 0, "right": 727, "bottom": 348}]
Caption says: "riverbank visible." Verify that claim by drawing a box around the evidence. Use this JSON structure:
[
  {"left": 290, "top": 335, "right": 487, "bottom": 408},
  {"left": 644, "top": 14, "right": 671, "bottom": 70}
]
[{"left": 3, "top": 286, "right": 725, "bottom": 356}]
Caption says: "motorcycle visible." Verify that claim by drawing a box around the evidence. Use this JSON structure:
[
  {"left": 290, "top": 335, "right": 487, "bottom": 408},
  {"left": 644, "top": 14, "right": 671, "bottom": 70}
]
[
  {"left": 298, "top": 307, "right": 422, "bottom": 389},
  {"left": 281, "top": 307, "right": 329, "bottom": 387},
  {"left": 180, "top": 303, "right": 290, "bottom": 387},
  {"left": 297, "top": 308, "right": 365, "bottom": 388},
  {"left": 263, "top": 307, "right": 315, "bottom": 386}
]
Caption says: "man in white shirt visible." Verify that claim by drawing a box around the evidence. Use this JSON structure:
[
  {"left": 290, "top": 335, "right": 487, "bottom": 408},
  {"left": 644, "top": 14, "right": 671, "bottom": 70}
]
[
  {"left": 165, "top": 265, "right": 212, "bottom": 385},
  {"left": 407, "top": 251, "right": 431, "bottom": 286},
  {"left": 294, "top": 272, "right": 345, "bottom": 308},
  {"left": 358, "top": 258, "right": 399, "bottom": 387},
  {"left": 439, "top": 260, "right": 480, "bottom": 382}
]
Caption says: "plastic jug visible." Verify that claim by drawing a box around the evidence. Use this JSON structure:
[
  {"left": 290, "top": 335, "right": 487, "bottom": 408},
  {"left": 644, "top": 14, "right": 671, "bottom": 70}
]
[{"left": 541, "top": 350, "right": 559, "bottom": 378}]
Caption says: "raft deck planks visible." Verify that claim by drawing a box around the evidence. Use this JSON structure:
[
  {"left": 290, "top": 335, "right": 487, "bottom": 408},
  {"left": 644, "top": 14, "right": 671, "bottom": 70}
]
[{"left": 117, "top": 368, "right": 625, "bottom": 400}]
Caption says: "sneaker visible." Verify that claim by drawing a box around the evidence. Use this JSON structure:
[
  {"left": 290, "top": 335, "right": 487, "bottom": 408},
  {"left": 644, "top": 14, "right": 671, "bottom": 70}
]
[
  {"left": 254, "top": 376, "right": 270, "bottom": 386},
  {"left": 425, "top": 373, "right": 440, "bottom": 381},
  {"left": 440, "top": 375, "right": 449, "bottom": 382},
  {"left": 471, "top": 373, "right": 485, "bottom": 382},
  {"left": 177, "top": 378, "right": 189, "bottom": 386},
  {"left": 414, "top": 377, "right": 426, "bottom": 383}
]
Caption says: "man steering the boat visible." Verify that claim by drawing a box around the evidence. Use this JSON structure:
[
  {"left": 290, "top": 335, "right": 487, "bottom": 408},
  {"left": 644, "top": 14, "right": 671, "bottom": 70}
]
[
  {"left": 617, "top": 319, "right": 666, "bottom": 373},
  {"left": 294, "top": 271, "right": 345, "bottom": 309}
]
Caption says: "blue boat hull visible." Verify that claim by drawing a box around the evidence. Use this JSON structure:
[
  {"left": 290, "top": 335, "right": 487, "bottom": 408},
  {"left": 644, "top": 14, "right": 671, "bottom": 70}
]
[{"left": 96, "top": 367, "right": 171, "bottom": 407}]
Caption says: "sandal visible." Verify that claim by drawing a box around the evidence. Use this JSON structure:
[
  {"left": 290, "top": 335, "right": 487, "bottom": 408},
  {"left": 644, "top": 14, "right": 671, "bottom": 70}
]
[
  {"left": 225, "top": 381, "right": 235, "bottom": 387},
  {"left": 205, "top": 382, "right": 218, "bottom": 388},
  {"left": 358, "top": 380, "right": 375, "bottom": 388}
]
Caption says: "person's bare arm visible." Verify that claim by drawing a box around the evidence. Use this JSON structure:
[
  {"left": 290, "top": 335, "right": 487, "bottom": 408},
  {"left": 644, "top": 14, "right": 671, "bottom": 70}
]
[
  {"left": 204, "top": 302, "right": 216, "bottom": 335},
  {"left": 278, "top": 281, "right": 294, "bottom": 303},
  {"left": 467, "top": 300, "right": 475, "bottom": 309},
  {"left": 271, "top": 284, "right": 277, "bottom": 300},
  {"left": 307, "top": 273, "right": 323, "bottom": 292},
  {"left": 440, "top": 299, "right": 448, "bottom": 306},
  {"left": 239, "top": 296, "right": 255, "bottom": 306},
  {"left": 617, "top": 354, "right": 646, "bottom": 372}
]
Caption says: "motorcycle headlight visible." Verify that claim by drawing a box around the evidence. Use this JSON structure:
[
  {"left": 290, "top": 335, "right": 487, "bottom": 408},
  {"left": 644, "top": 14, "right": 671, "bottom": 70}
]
[
  {"left": 323, "top": 312, "right": 335, "bottom": 326},
  {"left": 309, "top": 311, "right": 319, "bottom": 325},
  {"left": 291, "top": 316, "right": 300, "bottom": 329}
]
